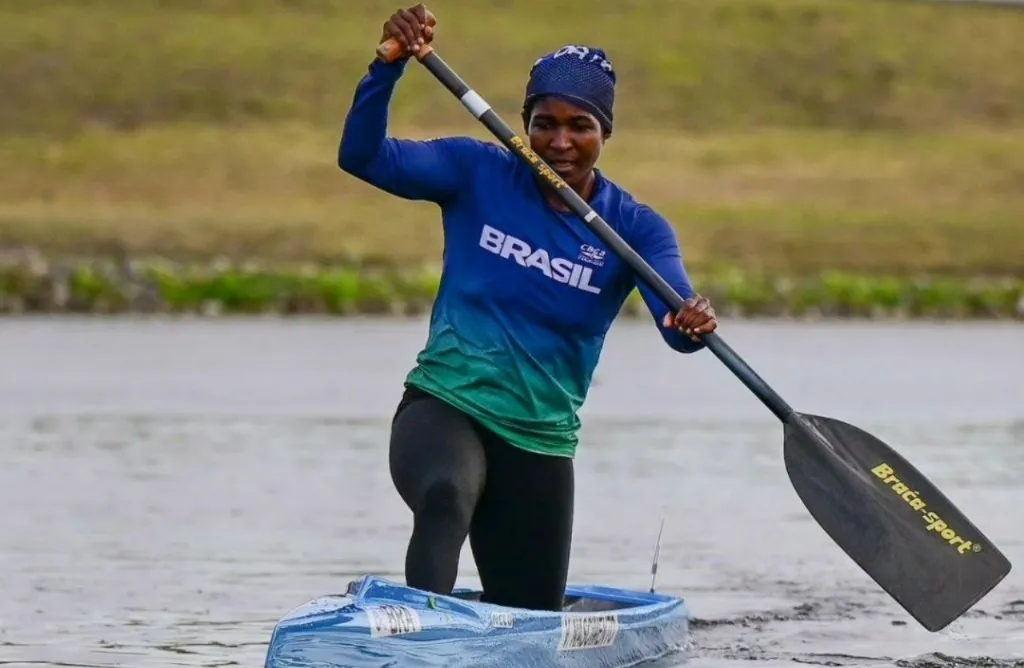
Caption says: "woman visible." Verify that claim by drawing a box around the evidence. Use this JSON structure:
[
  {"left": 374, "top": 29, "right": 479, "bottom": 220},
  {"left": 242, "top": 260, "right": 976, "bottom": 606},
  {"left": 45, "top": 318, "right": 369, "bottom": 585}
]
[{"left": 338, "top": 4, "right": 719, "bottom": 612}]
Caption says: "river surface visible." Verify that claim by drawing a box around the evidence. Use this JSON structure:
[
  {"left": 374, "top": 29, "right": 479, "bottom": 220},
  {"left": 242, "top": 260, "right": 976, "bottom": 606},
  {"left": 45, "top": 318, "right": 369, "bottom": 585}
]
[{"left": 1, "top": 317, "right": 1022, "bottom": 668}]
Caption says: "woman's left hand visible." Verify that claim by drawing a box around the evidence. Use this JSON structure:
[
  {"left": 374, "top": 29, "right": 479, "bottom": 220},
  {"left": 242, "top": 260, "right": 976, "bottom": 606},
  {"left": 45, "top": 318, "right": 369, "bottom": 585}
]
[{"left": 662, "top": 294, "right": 718, "bottom": 342}]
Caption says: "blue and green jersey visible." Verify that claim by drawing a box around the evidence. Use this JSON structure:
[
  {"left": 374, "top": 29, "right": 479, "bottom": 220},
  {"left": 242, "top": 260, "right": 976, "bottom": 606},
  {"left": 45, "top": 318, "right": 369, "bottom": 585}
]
[{"left": 338, "top": 57, "right": 704, "bottom": 458}]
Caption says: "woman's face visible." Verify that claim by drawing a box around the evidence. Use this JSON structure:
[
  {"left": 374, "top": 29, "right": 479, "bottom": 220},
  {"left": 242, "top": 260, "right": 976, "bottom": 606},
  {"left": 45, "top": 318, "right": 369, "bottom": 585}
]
[{"left": 527, "top": 96, "right": 605, "bottom": 190}]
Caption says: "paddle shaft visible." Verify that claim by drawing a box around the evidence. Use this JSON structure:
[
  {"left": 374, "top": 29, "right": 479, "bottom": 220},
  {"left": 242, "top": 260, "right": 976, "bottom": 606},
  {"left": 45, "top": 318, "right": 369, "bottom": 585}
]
[{"left": 376, "top": 40, "right": 795, "bottom": 422}]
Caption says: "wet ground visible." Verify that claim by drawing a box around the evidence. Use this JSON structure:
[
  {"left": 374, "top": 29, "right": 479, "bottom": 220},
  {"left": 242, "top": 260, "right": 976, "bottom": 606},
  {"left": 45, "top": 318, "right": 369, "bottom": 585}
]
[{"left": 1, "top": 317, "right": 1022, "bottom": 667}]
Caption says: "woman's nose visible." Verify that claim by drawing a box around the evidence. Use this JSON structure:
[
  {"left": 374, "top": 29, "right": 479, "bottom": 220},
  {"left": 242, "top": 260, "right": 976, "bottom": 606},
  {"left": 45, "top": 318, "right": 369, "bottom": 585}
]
[{"left": 550, "top": 127, "right": 572, "bottom": 150}]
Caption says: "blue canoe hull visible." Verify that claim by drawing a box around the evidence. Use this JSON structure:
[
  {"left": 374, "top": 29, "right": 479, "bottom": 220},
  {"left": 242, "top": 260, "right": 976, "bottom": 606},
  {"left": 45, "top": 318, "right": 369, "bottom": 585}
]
[{"left": 264, "top": 575, "right": 690, "bottom": 668}]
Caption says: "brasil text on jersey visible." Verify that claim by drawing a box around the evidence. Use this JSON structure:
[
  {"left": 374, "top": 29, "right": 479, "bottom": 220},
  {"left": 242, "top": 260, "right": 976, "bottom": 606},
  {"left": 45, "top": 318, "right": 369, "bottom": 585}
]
[{"left": 478, "top": 224, "right": 602, "bottom": 294}]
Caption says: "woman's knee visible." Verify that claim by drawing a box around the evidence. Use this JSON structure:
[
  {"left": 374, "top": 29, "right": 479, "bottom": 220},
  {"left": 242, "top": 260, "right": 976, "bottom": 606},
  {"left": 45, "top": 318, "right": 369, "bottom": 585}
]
[
  {"left": 389, "top": 392, "right": 487, "bottom": 518},
  {"left": 416, "top": 477, "right": 477, "bottom": 530}
]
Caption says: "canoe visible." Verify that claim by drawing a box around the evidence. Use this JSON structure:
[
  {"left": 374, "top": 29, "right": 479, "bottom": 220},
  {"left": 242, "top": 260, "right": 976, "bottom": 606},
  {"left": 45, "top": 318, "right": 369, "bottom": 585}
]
[{"left": 263, "top": 574, "right": 690, "bottom": 668}]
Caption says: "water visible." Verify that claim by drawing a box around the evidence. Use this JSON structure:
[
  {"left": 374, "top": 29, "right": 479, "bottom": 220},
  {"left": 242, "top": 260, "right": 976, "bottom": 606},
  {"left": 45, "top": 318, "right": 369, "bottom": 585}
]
[{"left": 1, "top": 316, "right": 1022, "bottom": 668}]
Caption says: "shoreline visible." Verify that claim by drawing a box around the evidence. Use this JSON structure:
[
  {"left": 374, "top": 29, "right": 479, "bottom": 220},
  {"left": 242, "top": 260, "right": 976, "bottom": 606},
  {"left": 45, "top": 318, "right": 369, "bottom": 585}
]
[{"left": 3, "top": 250, "right": 1020, "bottom": 320}]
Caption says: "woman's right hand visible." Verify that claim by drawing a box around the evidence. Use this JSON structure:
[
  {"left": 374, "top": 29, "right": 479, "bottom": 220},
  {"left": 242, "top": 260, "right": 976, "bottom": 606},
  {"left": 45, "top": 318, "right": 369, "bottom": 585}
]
[{"left": 380, "top": 4, "right": 435, "bottom": 57}]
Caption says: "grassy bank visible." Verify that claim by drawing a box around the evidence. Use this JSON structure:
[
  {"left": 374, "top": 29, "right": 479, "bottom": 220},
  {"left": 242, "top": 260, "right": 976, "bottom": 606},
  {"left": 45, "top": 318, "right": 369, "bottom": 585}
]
[
  {"left": 4, "top": 124, "right": 1024, "bottom": 277},
  {"left": 2, "top": 251, "right": 1020, "bottom": 319},
  {"left": 2, "top": 0, "right": 1024, "bottom": 315},
  {"left": 5, "top": 0, "right": 1024, "bottom": 136}
]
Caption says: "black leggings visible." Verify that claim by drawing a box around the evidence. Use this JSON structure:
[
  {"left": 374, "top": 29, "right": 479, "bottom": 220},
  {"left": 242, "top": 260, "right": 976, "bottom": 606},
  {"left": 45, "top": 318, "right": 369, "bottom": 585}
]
[{"left": 388, "top": 385, "right": 574, "bottom": 611}]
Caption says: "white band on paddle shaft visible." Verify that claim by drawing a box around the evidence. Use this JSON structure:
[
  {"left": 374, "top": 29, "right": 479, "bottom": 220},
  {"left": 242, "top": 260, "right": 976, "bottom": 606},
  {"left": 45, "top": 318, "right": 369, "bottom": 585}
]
[
  {"left": 584, "top": 211, "right": 597, "bottom": 221},
  {"left": 459, "top": 90, "right": 490, "bottom": 118}
]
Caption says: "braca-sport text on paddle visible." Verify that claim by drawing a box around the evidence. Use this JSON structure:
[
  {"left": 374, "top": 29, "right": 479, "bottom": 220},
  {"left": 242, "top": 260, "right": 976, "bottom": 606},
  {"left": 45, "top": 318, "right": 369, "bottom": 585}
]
[{"left": 375, "top": 26, "right": 1012, "bottom": 632}]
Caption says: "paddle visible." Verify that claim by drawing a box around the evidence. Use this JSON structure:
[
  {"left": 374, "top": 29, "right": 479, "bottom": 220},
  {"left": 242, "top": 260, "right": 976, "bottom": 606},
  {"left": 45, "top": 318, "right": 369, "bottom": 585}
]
[{"left": 374, "top": 29, "right": 1012, "bottom": 632}]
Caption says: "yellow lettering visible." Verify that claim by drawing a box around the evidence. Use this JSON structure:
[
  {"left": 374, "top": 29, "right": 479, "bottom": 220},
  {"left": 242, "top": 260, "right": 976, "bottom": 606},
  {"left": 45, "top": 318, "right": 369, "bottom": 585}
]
[
  {"left": 870, "top": 462, "right": 977, "bottom": 556},
  {"left": 872, "top": 463, "right": 894, "bottom": 478},
  {"left": 510, "top": 136, "right": 563, "bottom": 189}
]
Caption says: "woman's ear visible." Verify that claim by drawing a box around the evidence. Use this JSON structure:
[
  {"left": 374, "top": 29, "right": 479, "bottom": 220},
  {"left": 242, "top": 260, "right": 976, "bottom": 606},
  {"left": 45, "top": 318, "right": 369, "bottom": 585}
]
[{"left": 520, "top": 98, "right": 533, "bottom": 134}]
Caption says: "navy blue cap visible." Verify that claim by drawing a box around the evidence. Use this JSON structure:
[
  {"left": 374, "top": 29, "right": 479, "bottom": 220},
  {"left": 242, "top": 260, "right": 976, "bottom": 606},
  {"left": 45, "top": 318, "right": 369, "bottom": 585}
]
[{"left": 522, "top": 45, "right": 616, "bottom": 135}]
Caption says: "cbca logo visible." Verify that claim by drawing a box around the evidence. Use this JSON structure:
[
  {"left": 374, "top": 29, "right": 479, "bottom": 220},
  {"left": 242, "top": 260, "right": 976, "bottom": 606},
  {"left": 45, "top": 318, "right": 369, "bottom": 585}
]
[{"left": 578, "top": 244, "right": 606, "bottom": 267}]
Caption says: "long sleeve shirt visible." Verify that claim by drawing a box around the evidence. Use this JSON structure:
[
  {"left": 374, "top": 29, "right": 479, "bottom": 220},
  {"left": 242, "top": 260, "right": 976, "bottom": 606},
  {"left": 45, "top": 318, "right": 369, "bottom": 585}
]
[{"left": 339, "top": 57, "right": 704, "bottom": 458}]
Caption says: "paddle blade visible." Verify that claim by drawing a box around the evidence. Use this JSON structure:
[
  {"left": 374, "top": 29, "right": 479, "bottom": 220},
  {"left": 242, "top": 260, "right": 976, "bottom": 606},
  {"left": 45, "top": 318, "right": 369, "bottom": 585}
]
[{"left": 782, "top": 412, "right": 1011, "bottom": 632}]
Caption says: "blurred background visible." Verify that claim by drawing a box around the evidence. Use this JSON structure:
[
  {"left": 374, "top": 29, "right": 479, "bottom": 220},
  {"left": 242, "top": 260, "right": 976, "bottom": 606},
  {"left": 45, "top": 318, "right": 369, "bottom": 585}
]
[
  {"left": 1, "top": 2, "right": 1022, "bottom": 668},
  {"left": 1, "top": 0, "right": 1023, "bottom": 316}
]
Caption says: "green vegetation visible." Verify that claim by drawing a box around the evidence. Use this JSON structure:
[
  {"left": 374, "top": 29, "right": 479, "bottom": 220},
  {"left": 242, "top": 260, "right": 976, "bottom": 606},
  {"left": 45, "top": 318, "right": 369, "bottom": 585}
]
[
  {"left": 2, "top": 0, "right": 1023, "bottom": 317},
  {"left": 2, "top": 253, "right": 1019, "bottom": 318}
]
